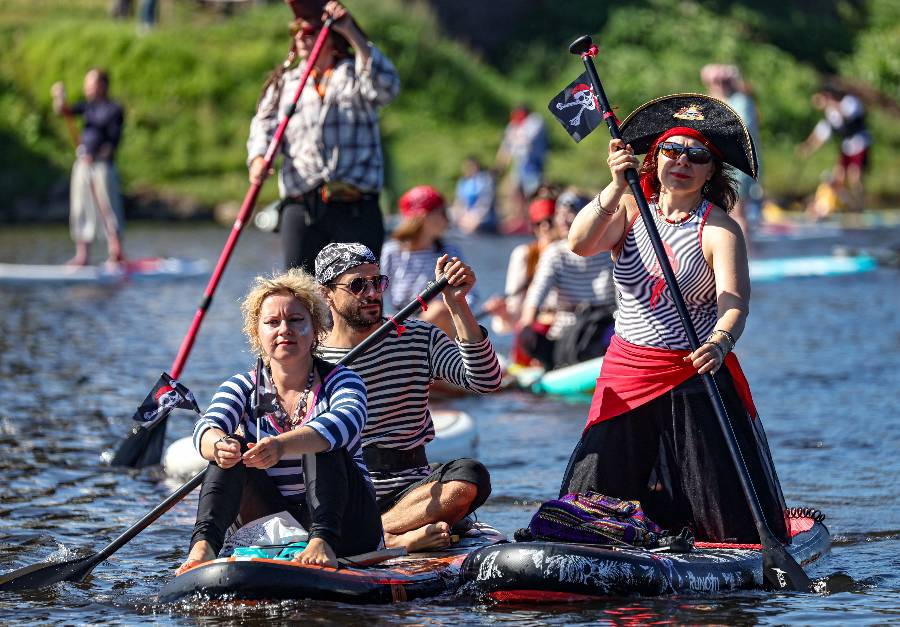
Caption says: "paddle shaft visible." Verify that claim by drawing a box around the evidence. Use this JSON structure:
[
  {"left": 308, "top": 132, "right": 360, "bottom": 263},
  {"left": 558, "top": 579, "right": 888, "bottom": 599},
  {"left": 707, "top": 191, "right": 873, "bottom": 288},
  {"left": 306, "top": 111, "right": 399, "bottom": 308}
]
[
  {"left": 571, "top": 37, "right": 809, "bottom": 590},
  {"left": 170, "top": 17, "right": 334, "bottom": 380},
  {"left": 110, "top": 20, "right": 334, "bottom": 468},
  {"left": 0, "top": 276, "right": 448, "bottom": 590}
]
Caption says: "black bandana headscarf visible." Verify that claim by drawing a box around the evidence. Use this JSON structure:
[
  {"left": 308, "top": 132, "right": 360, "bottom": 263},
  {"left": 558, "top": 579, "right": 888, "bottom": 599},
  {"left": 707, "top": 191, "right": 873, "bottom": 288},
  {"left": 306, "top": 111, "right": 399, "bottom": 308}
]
[{"left": 314, "top": 242, "right": 378, "bottom": 285}]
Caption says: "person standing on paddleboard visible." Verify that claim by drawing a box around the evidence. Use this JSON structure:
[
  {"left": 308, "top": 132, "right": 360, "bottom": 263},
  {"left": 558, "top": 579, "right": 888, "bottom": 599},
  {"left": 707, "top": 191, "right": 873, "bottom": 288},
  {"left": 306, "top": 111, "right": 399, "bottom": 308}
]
[
  {"left": 560, "top": 94, "right": 790, "bottom": 544},
  {"left": 248, "top": 0, "right": 399, "bottom": 273},
  {"left": 51, "top": 68, "right": 125, "bottom": 267},
  {"left": 179, "top": 269, "right": 382, "bottom": 572},
  {"left": 314, "top": 243, "right": 502, "bottom": 552}
]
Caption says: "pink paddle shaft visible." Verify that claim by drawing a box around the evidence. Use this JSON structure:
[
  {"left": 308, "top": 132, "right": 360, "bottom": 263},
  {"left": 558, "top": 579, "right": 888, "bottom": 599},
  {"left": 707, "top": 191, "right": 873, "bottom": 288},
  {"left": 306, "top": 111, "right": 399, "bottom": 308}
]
[{"left": 170, "top": 19, "right": 333, "bottom": 379}]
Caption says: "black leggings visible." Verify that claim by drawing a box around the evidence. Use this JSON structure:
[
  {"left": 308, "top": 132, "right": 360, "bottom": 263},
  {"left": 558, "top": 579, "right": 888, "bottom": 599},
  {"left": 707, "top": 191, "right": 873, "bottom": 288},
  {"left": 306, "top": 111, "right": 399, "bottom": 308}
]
[
  {"left": 560, "top": 371, "right": 789, "bottom": 544},
  {"left": 190, "top": 447, "right": 383, "bottom": 558},
  {"left": 280, "top": 196, "right": 385, "bottom": 273}
]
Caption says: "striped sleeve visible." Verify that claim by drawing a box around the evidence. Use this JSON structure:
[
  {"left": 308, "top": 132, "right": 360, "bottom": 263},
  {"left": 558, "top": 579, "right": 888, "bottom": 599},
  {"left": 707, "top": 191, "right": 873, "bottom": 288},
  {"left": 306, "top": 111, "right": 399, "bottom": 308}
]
[
  {"left": 305, "top": 367, "right": 368, "bottom": 451},
  {"left": 429, "top": 325, "right": 502, "bottom": 393},
  {"left": 524, "top": 245, "right": 560, "bottom": 309},
  {"left": 192, "top": 373, "right": 252, "bottom": 453}
]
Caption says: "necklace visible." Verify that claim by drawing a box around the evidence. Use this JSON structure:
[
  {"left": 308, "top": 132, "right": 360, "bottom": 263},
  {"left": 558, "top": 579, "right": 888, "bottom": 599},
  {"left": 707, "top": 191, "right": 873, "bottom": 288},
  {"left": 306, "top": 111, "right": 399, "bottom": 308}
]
[
  {"left": 656, "top": 199, "right": 702, "bottom": 226},
  {"left": 271, "top": 364, "right": 316, "bottom": 430}
]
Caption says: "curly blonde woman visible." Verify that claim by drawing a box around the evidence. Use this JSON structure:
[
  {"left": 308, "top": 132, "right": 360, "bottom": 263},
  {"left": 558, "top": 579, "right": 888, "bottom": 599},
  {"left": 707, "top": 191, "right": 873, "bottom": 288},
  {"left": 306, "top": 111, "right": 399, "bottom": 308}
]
[{"left": 178, "top": 268, "right": 381, "bottom": 573}]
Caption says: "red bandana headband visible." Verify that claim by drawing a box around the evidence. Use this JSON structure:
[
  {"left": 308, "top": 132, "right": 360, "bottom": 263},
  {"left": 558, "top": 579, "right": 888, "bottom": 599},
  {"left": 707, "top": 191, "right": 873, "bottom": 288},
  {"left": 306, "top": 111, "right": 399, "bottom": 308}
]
[{"left": 640, "top": 126, "right": 723, "bottom": 201}]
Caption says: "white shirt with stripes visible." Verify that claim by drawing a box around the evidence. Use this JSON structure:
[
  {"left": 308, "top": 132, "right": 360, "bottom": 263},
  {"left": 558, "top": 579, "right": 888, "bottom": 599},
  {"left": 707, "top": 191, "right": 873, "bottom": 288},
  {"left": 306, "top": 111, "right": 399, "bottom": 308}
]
[
  {"left": 614, "top": 200, "right": 717, "bottom": 350},
  {"left": 192, "top": 364, "right": 369, "bottom": 504},
  {"left": 523, "top": 239, "right": 616, "bottom": 339},
  {"left": 316, "top": 319, "right": 502, "bottom": 498}
]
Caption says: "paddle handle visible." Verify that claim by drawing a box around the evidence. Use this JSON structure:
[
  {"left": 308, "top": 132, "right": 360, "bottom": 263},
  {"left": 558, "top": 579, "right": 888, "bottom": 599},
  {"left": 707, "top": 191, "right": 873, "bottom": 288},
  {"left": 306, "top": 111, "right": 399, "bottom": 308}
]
[{"left": 572, "top": 38, "right": 798, "bottom": 574}]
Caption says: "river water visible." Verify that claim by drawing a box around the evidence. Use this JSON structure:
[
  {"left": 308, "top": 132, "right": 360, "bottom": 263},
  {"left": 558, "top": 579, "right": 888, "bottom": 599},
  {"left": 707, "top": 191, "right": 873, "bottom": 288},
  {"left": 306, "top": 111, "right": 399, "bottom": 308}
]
[{"left": 0, "top": 221, "right": 897, "bottom": 625}]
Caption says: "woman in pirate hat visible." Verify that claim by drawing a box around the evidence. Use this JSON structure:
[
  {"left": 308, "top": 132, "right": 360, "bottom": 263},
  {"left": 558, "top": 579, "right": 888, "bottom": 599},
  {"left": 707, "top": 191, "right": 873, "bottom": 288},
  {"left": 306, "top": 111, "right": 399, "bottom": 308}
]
[{"left": 560, "top": 94, "right": 789, "bottom": 544}]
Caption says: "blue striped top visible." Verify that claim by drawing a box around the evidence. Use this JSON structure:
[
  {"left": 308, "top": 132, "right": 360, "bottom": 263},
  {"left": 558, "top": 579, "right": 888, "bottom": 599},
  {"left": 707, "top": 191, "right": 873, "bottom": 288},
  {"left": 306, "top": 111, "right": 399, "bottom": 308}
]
[{"left": 192, "top": 364, "right": 369, "bottom": 503}]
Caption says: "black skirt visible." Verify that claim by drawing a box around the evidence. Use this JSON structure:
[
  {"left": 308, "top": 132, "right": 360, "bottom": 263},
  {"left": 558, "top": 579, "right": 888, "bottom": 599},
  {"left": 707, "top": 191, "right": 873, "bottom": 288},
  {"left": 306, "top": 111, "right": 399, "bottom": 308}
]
[{"left": 559, "top": 370, "right": 789, "bottom": 544}]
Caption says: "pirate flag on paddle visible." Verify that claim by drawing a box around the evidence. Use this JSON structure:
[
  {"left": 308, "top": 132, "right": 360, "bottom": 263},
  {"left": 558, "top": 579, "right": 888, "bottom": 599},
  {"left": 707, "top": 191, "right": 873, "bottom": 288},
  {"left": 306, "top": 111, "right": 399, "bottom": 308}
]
[
  {"left": 108, "top": 373, "right": 201, "bottom": 468},
  {"left": 548, "top": 71, "right": 604, "bottom": 143}
]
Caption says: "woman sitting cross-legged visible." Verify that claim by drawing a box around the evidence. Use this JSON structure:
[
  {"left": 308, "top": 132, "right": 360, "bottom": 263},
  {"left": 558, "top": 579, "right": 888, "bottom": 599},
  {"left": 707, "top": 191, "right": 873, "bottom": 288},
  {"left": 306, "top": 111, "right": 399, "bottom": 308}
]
[{"left": 178, "top": 268, "right": 382, "bottom": 573}]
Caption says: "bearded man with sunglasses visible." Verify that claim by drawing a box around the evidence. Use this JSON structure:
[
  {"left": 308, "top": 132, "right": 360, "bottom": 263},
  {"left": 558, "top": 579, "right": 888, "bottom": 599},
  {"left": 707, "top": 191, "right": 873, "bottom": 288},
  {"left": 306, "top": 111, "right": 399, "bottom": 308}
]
[{"left": 313, "top": 242, "right": 502, "bottom": 552}]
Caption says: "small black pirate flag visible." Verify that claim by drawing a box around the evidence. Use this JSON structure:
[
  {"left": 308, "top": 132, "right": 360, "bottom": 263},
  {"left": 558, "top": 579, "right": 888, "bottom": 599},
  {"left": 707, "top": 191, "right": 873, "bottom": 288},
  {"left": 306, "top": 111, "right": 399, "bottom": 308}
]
[
  {"left": 548, "top": 71, "right": 603, "bottom": 143},
  {"left": 132, "top": 372, "right": 201, "bottom": 425}
]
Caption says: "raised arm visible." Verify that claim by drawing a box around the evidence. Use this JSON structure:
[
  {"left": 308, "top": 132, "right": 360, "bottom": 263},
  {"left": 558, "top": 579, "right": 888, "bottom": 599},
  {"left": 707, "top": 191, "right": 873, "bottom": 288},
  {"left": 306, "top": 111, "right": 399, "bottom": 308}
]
[{"left": 568, "top": 138, "right": 639, "bottom": 257}]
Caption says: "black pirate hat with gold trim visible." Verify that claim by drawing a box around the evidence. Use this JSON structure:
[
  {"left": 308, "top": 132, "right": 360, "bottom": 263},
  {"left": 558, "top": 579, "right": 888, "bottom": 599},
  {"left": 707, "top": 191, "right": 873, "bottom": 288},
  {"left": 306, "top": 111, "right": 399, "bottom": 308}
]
[{"left": 619, "top": 93, "right": 758, "bottom": 179}]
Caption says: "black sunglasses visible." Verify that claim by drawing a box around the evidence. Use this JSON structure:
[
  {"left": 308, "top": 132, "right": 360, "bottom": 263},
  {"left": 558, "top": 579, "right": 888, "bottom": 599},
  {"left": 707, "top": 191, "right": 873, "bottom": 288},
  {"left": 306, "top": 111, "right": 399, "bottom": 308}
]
[
  {"left": 657, "top": 141, "right": 714, "bottom": 165},
  {"left": 329, "top": 274, "right": 390, "bottom": 295}
]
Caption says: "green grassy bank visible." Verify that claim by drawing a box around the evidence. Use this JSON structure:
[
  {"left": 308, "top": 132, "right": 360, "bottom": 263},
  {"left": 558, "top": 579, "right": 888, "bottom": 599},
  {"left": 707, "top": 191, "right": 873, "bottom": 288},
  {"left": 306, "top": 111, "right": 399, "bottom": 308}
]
[{"left": 1, "top": 0, "right": 897, "bottom": 220}]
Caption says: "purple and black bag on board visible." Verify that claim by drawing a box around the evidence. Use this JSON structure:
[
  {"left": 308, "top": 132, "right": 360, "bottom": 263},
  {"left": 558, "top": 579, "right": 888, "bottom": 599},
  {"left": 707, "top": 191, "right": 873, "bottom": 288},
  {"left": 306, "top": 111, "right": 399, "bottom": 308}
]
[{"left": 526, "top": 492, "right": 664, "bottom": 547}]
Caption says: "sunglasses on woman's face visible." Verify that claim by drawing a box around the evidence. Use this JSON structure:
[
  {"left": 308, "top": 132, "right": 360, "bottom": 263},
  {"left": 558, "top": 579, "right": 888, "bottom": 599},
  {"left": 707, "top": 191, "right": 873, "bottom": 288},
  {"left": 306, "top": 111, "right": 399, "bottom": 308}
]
[
  {"left": 657, "top": 141, "right": 714, "bottom": 165},
  {"left": 291, "top": 22, "right": 319, "bottom": 38},
  {"left": 330, "top": 274, "right": 390, "bottom": 296}
]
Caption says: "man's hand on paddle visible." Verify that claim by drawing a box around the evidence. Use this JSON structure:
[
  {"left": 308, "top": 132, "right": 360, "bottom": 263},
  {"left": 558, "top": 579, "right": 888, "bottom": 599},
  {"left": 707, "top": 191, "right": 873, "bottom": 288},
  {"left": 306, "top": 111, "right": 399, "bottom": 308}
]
[{"left": 436, "top": 254, "right": 475, "bottom": 306}]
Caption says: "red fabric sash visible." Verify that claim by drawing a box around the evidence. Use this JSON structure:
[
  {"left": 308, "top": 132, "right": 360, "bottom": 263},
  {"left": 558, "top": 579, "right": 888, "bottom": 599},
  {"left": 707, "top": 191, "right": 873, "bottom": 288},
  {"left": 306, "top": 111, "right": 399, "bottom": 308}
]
[{"left": 585, "top": 335, "right": 757, "bottom": 433}]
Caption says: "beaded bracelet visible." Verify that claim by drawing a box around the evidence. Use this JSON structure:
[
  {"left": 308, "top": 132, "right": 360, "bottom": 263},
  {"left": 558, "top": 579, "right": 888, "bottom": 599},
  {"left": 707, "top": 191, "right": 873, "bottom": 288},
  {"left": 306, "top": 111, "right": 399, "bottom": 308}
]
[{"left": 713, "top": 329, "right": 736, "bottom": 348}]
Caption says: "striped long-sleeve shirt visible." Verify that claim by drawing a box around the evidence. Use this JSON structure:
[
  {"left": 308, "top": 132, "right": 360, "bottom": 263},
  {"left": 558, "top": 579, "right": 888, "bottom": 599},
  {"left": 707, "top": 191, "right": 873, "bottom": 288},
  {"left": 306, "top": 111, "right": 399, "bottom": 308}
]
[
  {"left": 524, "top": 240, "right": 616, "bottom": 339},
  {"left": 192, "top": 364, "right": 369, "bottom": 503},
  {"left": 316, "top": 319, "right": 502, "bottom": 497}
]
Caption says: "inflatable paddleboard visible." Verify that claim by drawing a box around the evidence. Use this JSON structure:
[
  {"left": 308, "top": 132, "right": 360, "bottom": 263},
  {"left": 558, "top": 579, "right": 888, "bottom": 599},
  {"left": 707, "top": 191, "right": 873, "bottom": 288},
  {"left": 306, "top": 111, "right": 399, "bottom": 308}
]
[
  {"left": 460, "top": 514, "right": 829, "bottom": 600},
  {"left": 163, "top": 409, "right": 478, "bottom": 480},
  {"left": 0, "top": 257, "right": 209, "bottom": 285},
  {"left": 505, "top": 357, "right": 602, "bottom": 398},
  {"left": 749, "top": 255, "right": 877, "bottom": 283},
  {"left": 158, "top": 522, "right": 506, "bottom": 604}
]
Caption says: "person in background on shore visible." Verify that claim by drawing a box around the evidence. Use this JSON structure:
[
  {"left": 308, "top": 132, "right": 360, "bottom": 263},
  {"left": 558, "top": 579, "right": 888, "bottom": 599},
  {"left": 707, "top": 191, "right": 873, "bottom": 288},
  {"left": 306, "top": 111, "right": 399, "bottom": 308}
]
[
  {"left": 314, "top": 243, "right": 502, "bottom": 551},
  {"left": 495, "top": 105, "right": 549, "bottom": 234},
  {"left": 517, "top": 189, "right": 616, "bottom": 370},
  {"left": 178, "top": 269, "right": 382, "bottom": 573},
  {"left": 701, "top": 64, "right": 763, "bottom": 253},
  {"left": 450, "top": 156, "right": 498, "bottom": 235},
  {"left": 482, "top": 196, "right": 559, "bottom": 364},
  {"left": 561, "top": 94, "right": 788, "bottom": 544},
  {"left": 248, "top": 0, "right": 399, "bottom": 273},
  {"left": 798, "top": 85, "right": 871, "bottom": 213},
  {"left": 51, "top": 68, "right": 125, "bottom": 267},
  {"left": 380, "top": 186, "right": 472, "bottom": 339}
]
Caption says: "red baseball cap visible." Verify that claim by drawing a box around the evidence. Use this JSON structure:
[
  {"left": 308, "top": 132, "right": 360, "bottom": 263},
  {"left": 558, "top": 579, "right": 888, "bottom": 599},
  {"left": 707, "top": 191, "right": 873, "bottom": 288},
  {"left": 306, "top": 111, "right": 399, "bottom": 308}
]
[
  {"left": 528, "top": 198, "right": 556, "bottom": 224},
  {"left": 399, "top": 185, "right": 445, "bottom": 218}
]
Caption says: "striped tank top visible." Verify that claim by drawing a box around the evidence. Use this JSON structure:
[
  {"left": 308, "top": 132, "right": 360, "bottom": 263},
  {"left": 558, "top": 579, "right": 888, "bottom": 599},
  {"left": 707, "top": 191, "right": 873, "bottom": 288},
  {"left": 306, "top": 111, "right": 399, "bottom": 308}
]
[{"left": 613, "top": 200, "right": 717, "bottom": 350}]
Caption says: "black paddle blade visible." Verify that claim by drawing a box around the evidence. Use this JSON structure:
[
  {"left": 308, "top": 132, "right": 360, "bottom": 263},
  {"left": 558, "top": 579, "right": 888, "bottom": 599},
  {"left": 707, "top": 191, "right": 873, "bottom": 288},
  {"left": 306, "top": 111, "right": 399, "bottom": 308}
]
[
  {"left": 762, "top": 543, "right": 813, "bottom": 591},
  {"left": 108, "top": 418, "right": 167, "bottom": 468},
  {"left": 0, "top": 553, "right": 100, "bottom": 591}
]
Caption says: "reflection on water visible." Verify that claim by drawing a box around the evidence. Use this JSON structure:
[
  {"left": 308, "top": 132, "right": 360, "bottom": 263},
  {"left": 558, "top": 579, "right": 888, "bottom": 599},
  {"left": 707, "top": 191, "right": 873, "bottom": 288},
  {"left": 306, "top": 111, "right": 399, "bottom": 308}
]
[{"left": 0, "top": 222, "right": 898, "bottom": 625}]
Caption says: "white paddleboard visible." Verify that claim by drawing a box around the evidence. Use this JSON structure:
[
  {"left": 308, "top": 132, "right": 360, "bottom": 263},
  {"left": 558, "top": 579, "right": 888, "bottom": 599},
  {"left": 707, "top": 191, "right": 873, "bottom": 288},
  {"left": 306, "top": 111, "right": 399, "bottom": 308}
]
[{"left": 0, "top": 257, "right": 209, "bottom": 285}]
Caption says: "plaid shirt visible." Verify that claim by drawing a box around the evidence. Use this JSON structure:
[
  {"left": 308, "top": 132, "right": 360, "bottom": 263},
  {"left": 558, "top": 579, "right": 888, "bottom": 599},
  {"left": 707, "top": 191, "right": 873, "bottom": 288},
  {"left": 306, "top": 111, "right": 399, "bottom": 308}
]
[{"left": 247, "top": 44, "right": 399, "bottom": 196}]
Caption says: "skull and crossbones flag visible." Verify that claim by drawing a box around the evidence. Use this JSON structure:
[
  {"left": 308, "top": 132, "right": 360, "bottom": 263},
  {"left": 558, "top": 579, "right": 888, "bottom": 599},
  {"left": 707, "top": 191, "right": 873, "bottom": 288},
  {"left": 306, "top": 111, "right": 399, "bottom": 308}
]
[
  {"left": 548, "top": 71, "right": 604, "bottom": 143},
  {"left": 132, "top": 372, "right": 201, "bottom": 425}
]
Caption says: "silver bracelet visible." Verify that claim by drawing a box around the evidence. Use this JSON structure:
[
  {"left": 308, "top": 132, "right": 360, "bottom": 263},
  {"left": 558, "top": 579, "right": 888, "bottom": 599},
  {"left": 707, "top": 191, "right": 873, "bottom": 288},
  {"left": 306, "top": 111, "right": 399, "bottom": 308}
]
[{"left": 592, "top": 194, "right": 617, "bottom": 218}]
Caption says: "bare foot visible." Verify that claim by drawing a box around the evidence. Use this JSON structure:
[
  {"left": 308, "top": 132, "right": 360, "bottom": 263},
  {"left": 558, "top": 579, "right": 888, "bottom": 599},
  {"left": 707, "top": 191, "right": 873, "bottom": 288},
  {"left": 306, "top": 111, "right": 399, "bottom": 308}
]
[
  {"left": 384, "top": 521, "right": 452, "bottom": 552},
  {"left": 293, "top": 538, "right": 338, "bottom": 568},
  {"left": 176, "top": 540, "right": 216, "bottom": 574},
  {"left": 65, "top": 255, "right": 88, "bottom": 267}
]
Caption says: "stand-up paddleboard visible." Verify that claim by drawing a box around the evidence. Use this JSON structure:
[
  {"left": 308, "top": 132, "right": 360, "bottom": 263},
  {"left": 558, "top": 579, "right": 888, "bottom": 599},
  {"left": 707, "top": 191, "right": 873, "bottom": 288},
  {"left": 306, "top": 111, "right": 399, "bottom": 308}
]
[
  {"left": 505, "top": 357, "right": 602, "bottom": 398},
  {"left": 158, "top": 522, "right": 506, "bottom": 604},
  {"left": 461, "top": 514, "right": 829, "bottom": 600},
  {"left": 0, "top": 257, "right": 209, "bottom": 285},
  {"left": 163, "top": 409, "right": 478, "bottom": 480},
  {"left": 749, "top": 255, "right": 877, "bottom": 283}
]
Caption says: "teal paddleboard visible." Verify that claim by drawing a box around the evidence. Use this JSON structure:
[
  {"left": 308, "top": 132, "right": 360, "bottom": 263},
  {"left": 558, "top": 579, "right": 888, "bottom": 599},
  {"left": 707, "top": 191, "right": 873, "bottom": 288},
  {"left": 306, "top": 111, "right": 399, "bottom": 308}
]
[
  {"left": 529, "top": 357, "right": 603, "bottom": 396},
  {"left": 749, "top": 255, "right": 877, "bottom": 283}
]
